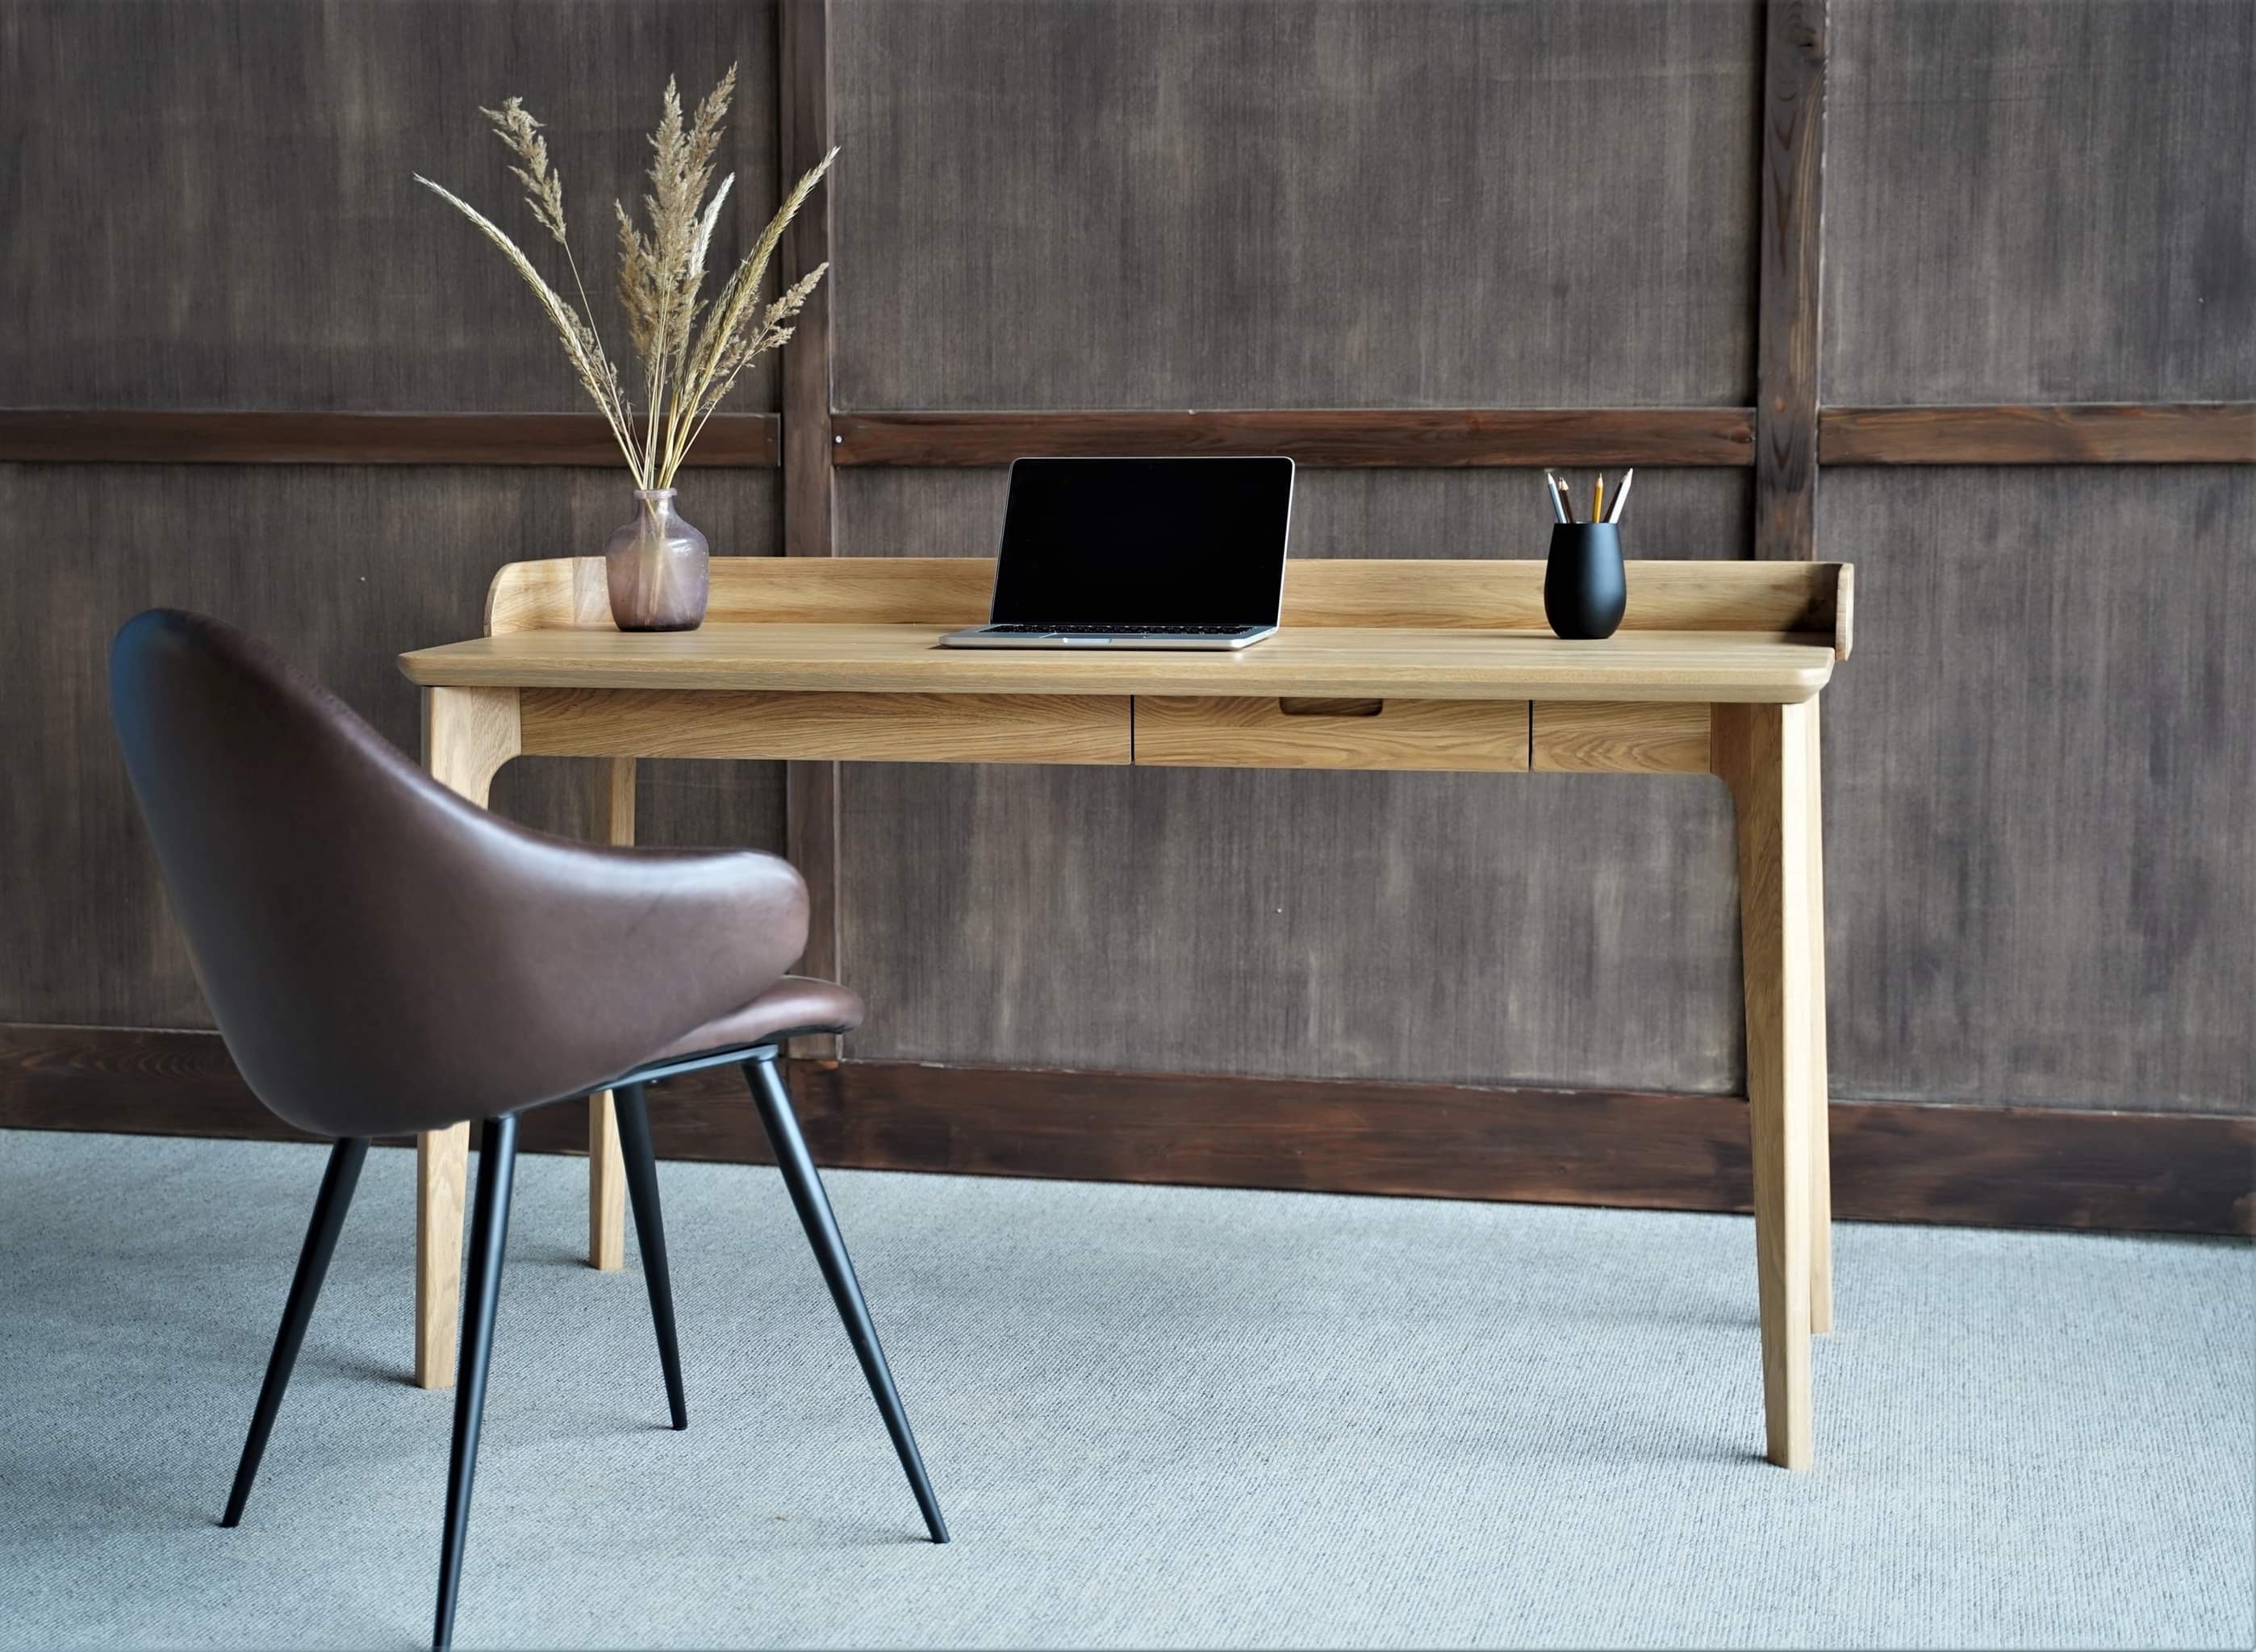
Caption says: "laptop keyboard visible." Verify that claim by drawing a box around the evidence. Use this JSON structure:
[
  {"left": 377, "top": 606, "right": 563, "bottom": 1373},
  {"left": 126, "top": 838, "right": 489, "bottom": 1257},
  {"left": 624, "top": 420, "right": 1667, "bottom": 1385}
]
[{"left": 983, "top": 623, "right": 1252, "bottom": 636}]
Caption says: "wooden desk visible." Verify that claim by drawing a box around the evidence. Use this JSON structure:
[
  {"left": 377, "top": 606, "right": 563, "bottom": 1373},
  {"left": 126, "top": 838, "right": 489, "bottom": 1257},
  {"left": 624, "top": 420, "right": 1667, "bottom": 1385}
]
[{"left": 400, "top": 554, "right": 1851, "bottom": 1469}]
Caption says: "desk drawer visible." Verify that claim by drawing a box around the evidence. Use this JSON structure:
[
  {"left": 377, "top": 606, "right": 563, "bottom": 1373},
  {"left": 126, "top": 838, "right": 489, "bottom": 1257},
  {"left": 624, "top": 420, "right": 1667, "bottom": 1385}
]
[
  {"left": 1530, "top": 701, "right": 1711, "bottom": 773},
  {"left": 1134, "top": 696, "right": 1529, "bottom": 771},
  {"left": 520, "top": 689, "right": 1132, "bottom": 765}
]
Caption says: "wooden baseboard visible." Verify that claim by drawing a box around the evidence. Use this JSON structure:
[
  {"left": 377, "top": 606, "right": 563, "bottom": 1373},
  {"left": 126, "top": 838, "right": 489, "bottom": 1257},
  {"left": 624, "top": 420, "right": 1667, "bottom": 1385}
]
[{"left": 3, "top": 1024, "right": 2247, "bottom": 1236}]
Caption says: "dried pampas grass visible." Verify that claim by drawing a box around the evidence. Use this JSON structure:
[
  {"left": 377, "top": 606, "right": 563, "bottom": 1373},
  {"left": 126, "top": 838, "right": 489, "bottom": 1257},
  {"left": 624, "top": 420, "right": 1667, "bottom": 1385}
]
[{"left": 417, "top": 67, "right": 833, "bottom": 489}]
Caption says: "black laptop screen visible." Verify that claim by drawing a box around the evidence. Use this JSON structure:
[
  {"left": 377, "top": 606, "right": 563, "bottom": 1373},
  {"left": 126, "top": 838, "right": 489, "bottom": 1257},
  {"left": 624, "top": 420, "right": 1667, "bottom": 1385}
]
[{"left": 988, "top": 457, "right": 1295, "bottom": 628}]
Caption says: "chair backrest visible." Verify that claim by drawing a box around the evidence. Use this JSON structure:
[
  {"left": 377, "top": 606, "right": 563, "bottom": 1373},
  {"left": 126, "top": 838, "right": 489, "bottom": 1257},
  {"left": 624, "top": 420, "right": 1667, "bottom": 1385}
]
[{"left": 109, "top": 611, "right": 808, "bottom": 1137}]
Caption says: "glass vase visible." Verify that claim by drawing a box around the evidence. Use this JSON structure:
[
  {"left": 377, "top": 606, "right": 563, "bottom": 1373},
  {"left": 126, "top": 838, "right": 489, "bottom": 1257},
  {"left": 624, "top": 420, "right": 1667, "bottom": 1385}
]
[{"left": 604, "top": 488, "right": 709, "bottom": 632}]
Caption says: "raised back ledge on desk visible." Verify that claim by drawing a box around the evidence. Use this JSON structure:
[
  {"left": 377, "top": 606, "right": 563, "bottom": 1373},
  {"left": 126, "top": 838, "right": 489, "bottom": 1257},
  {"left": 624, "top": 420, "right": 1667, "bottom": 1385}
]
[{"left": 487, "top": 557, "right": 1854, "bottom": 661}]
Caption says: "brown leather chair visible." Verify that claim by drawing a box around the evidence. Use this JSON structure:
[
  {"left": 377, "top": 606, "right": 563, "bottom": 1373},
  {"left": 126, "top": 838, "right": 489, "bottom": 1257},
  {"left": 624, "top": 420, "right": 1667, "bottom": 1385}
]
[{"left": 109, "top": 610, "right": 946, "bottom": 1650}]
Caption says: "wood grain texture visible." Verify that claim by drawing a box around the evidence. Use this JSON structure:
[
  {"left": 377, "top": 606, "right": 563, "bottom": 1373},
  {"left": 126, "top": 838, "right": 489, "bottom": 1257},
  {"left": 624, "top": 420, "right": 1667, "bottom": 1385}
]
[
  {"left": 587, "top": 757, "right": 636, "bottom": 1272},
  {"left": 403, "top": 623, "right": 1836, "bottom": 704},
  {"left": 779, "top": 0, "right": 842, "bottom": 1041},
  {"left": 420, "top": 686, "right": 522, "bottom": 802},
  {"left": 1755, "top": 0, "right": 1827, "bottom": 561},
  {"left": 415, "top": 1122, "right": 470, "bottom": 1389},
  {"left": 830, "top": 0, "right": 1761, "bottom": 410},
  {"left": 791, "top": 1063, "right": 2255, "bottom": 1236},
  {"left": 834, "top": 410, "right": 1756, "bottom": 467},
  {"left": 1532, "top": 701, "right": 1711, "bottom": 774},
  {"left": 1821, "top": 403, "right": 2256, "bottom": 465},
  {"left": 1712, "top": 698, "right": 1818, "bottom": 1467},
  {"left": 0, "top": 463, "right": 782, "bottom": 1030},
  {"left": 1804, "top": 697, "right": 1832, "bottom": 1332},
  {"left": 838, "top": 761, "right": 1744, "bottom": 1093},
  {"left": 821, "top": 469, "right": 1766, "bottom": 1095},
  {"left": 779, "top": 0, "right": 838, "bottom": 565},
  {"left": 1137, "top": 697, "right": 1531, "bottom": 772},
  {"left": 16, "top": 1026, "right": 2249, "bottom": 1236},
  {"left": 520, "top": 688, "right": 1134, "bottom": 766},
  {"left": 1818, "top": 467, "right": 2256, "bottom": 1113},
  {"left": 1824, "top": 0, "right": 2256, "bottom": 405},
  {"left": 0, "top": 411, "right": 779, "bottom": 467},
  {"left": 0, "top": 1, "right": 780, "bottom": 413},
  {"left": 475, "top": 554, "right": 1853, "bottom": 645},
  {"left": 415, "top": 684, "right": 524, "bottom": 1387}
]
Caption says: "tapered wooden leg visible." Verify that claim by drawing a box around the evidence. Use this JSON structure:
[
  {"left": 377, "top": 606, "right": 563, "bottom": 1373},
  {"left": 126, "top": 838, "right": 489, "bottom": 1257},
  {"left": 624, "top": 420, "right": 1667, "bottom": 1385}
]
[
  {"left": 417, "top": 686, "right": 522, "bottom": 1390},
  {"left": 1714, "top": 699, "right": 1818, "bottom": 1470},
  {"left": 587, "top": 757, "right": 635, "bottom": 1270},
  {"left": 1805, "top": 699, "right": 1833, "bottom": 1334},
  {"left": 588, "top": 1093, "right": 626, "bottom": 1271},
  {"left": 416, "top": 1124, "right": 470, "bottom": 1391}
]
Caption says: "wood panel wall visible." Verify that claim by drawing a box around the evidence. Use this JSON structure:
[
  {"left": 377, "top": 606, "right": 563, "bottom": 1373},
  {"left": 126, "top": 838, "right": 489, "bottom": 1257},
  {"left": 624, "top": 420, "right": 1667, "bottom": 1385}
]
[
  {"left": 0, "top": 2, "right": 789, "bottom": 1031},
  {"left": 3, "top": 0, "right": 2251, "bottom": 1227}
]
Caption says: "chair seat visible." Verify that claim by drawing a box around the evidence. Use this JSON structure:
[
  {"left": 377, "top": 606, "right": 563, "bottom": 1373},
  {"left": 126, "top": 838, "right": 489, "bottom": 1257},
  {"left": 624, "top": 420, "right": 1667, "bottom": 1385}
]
[{"left": 645, "top": 974, "right": 864, "bottom": 1064}]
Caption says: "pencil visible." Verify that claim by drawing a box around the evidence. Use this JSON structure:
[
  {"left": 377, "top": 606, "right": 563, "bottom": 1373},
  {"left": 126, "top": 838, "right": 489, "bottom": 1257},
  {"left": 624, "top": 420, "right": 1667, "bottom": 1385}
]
[
  {"left": 1544, "top": 469, "right": 1567, "bottom": 524},
  {"left": 1593, "top": 475, "right": 1605, "bottom": 523},
  {"left": 1606, "top": 468, "right": 1635, "bottom": 524}
]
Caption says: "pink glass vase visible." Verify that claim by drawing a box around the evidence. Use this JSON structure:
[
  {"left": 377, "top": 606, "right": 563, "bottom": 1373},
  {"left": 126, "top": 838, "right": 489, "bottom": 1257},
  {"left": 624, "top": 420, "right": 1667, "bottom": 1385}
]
[{"left": 604, "top": 488, "right": 709, "bottom": 632}]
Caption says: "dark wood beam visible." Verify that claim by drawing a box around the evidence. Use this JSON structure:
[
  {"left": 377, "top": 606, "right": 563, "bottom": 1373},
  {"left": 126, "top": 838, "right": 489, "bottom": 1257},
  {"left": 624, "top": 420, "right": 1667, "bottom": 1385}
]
[
  {"left": 8, "top": 1027, "right": 2246, "bottom": 1237},
  {"left": 1753, "top": 0, "right": 1828, "bottom": 559},
  {"left": 0, "top": 409, "right": 779, "bottom": 467},
  {"left": 777, "top": 0, "right": 842, "bottom": 1055},
  {"left": 9, "top": 402, "right": 2238, "bottom": 473},
  {"left": 831, "top": 408, "right": 1757, "bottom": 468},
  {"left": 1822, "top": 403, "right": 2256, "bottom": 465}
]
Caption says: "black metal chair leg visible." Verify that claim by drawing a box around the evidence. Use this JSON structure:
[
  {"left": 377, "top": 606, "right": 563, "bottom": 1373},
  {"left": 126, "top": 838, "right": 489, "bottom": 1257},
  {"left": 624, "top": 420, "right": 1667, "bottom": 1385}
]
[
  {"left": 742, "top": 1052, "right": 949, "bottom": 1544},
  {"left": 612, "top": 1082, "right": 687, "bottom": 1430},
  {"left": 432, "top": 1114, "right": 520, "bottom": 1652},
  {"left": 220, "top": 1136, "right": 369, "bottom": 1527}
]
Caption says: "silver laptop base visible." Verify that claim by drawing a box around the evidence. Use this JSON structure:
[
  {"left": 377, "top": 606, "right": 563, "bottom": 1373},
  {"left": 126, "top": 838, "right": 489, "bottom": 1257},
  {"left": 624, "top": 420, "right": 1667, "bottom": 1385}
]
[{"left": 939, "top": 624, "right": 1278, "bottom": 651}]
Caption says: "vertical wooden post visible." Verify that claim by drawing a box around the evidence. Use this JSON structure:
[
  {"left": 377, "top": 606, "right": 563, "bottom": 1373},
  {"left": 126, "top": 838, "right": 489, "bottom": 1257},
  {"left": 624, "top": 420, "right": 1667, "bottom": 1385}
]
[
  {"left": 1755, "top": 0, "right": 1836, "bottom": 1345},
  {"left": 779, "top": 0, "right": 843, "bottom": 1059},
  {"left": 1754, "top": 0, "right": 1828, "bottom": 562},
  {"left": 586, "top": 757, "right": 636, "bottom": 1270}
]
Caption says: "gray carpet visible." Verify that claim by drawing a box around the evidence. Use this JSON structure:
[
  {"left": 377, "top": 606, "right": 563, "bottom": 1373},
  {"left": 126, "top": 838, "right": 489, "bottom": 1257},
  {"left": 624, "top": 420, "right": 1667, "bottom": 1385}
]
[{"left": 1, "top": 1129, "right": 2249, "bottom": 1651}]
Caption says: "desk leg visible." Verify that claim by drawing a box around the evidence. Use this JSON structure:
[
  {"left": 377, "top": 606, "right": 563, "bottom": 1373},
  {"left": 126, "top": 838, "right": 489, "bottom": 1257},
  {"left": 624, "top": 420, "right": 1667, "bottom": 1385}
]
[
  {"left": 416, "top": 686, "right": 523, "bottom": 1390},
  {"left": 1714, "top": 700, "right": 1818, "bottom": 1470},
  {"left": 587, "top": 758, "right": 636, "bottom": 1271},
  {"left": 1806, "top": 700, "right": 1833, "bottom": 1335}
]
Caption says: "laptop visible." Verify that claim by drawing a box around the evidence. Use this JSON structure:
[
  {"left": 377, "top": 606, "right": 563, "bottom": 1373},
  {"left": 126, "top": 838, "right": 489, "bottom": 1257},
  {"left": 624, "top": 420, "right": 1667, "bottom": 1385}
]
[{"left": 941, "top": 455, "right": 1295, "bottom": 649}]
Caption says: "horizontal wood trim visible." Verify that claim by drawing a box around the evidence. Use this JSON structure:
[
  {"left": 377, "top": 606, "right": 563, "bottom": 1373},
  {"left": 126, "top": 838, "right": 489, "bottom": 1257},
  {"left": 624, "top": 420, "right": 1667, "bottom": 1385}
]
[
  {"left": 0, "top": 410, "right": 782, "bottom": 467},
  {"left": 832, "top": 408, "right": 1758, "bottom": 467},
  {"left": 7, "top": 406, "right": 2244, "bottom": 470},
  {"left": 1820, "top": 403, "right": 2256, "bottom": 465},
  {"left": 521, "top": 687, "right": 1134, "bottom": 766},
  {"left": 5, "top": 1026, "right": 2247, "bottom": 1237}
]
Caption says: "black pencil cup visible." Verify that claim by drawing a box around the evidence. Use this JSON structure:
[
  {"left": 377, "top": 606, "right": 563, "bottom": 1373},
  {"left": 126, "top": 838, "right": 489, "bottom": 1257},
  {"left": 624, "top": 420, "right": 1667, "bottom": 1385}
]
[{"left": 1543, "top": 523, "right": 1627, "bottom": 640}]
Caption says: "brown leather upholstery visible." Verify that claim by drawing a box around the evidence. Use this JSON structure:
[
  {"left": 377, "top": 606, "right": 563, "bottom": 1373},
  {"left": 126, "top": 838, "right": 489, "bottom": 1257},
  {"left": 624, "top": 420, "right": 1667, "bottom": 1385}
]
[
  {"left": 109, "top": 610, "right": 858, "bottom": 1139},
  {"left": 645, "top": 977, "right": 865, "bottom": 1065}
]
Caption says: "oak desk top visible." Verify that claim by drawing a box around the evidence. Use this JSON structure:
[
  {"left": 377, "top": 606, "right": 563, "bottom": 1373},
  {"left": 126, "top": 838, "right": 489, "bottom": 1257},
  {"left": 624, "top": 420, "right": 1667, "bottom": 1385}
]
[{"left": 399, "top": 623, "right": 1836, "bottom": 703}]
